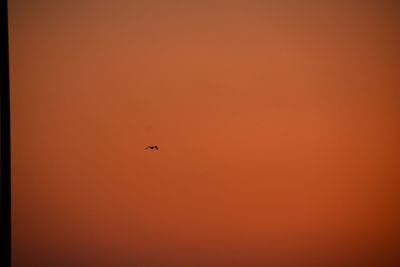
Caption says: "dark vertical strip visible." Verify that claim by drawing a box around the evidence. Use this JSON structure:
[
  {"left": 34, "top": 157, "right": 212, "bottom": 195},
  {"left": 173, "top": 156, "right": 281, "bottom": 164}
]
[{"left": 0, "top": 0, "right": 11, "bottom": 266}]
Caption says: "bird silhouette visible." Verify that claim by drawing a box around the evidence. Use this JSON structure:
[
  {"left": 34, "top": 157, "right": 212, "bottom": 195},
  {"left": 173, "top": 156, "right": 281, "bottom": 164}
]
[{"left": 145, "top": 145, "right": 158, "bottom": 150}]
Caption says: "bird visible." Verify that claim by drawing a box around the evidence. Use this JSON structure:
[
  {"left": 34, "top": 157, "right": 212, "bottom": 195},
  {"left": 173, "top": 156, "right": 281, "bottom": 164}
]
[{"left": 145, "top": 145, "right": 158, "bottom": 150}]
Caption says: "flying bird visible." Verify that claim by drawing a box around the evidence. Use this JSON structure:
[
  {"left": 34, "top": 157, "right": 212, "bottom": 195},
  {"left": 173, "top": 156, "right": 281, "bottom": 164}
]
[{"left": 145, "top": 145, "right": 158, "bottom": 150}]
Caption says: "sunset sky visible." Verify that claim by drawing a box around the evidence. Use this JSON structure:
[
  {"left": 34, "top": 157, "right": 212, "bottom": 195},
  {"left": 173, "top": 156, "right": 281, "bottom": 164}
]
[{"left": 9, "top": 1, "right": 400, "bottom": 266}]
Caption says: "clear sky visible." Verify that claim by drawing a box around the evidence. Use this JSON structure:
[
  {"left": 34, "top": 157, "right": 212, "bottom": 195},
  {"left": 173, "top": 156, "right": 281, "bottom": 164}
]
[{"left": 9, "top": 1, "right": 400, "bottom": 266}]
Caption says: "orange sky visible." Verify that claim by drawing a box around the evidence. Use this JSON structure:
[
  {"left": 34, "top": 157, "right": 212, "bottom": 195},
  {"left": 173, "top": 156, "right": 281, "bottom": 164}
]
[{"left": 9, "top": 1, "right": 400, "bottom": 266}]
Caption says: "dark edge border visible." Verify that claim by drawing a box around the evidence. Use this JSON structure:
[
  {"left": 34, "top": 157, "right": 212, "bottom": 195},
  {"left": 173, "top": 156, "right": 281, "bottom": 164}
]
[{"left": 0, "top": 0, "right": 11, "bottom": 266}]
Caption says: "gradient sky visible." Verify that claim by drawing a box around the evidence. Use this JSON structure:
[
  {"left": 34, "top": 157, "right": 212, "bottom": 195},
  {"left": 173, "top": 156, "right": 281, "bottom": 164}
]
[{"left": 9, "top": 1, "right": 400, "bottom": 266}]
